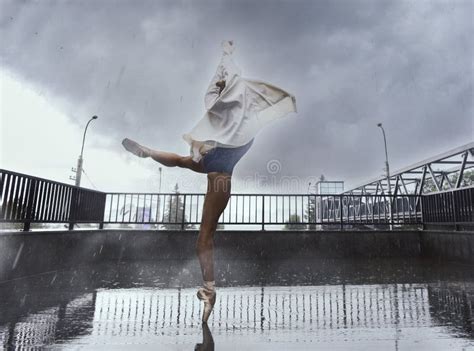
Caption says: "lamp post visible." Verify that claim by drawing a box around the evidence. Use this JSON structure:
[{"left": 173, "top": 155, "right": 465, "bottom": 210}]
[
  {"left": 75, "top": 115, "right": 98, "bottom": 187},
  {"left": 377, "top": 123, "right": 391, "bottom": 196},
  {"left": 377, "top": 123, "right": 392, "bottom": 229}
]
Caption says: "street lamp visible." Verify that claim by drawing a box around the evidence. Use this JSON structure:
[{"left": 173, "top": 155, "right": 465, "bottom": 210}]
[
  {"left": 75, "top": 115, "right": 98, "bottom": 187},
  {"left": 377, "top": 123, "right": 392, "bottom": 229},
  {"left": 377, "top": 123, "right": 391, "bottom": 196}
]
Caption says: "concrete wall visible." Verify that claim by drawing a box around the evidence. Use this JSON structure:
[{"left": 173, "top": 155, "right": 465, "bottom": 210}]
[
  {"left": 100, "top": 230, "right": 422, "bottom": 261},
  {"left": 420, "top": 230, "right": 474, "bottom": 263},
  {"left": 0, "top": 229, "right": 421, "bottom": 282},
  {"left": 0, "top": 228, "right": 472, "bottom": 282},
  {"left": 0, "top": 230, "right": 105, "bottom": 282}
]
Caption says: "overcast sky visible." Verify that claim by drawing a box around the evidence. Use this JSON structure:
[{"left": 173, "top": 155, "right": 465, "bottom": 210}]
[{"left": 1, "top": 0, "right": 472, "bottom": 194}]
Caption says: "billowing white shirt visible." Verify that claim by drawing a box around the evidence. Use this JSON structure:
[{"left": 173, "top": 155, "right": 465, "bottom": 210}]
[{"left": 183, "top": 41, "right": 297, "bottom": 162}]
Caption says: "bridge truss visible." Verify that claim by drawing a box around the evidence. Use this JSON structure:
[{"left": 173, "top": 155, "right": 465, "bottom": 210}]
[{"left": 344, "top": 142, "right": 474, "bottom": 196}]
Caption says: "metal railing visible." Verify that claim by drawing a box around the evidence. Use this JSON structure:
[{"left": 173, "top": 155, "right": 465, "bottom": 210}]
[
  {"left": 1, "top": 169, "right": 105, "bottom": 231},
  {"left": 2, "top": 169, "right": 472, "bottom": 231},
  {"left": 421, "top": 186, "right": 473, "bottom": 224},
  {"left": 103, "top": 192, "right": 422, "bottom": 230}
]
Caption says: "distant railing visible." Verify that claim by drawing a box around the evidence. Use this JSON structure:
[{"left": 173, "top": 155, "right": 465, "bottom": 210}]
[
  {"left": 2, "top": 169, "right": 472, "bottom": 231},
  {"left": 421, "top": 186, "right": 473, "bottom": 225},
  {"left": 0, "top": 169, "right": 105, "bottom": 231}
]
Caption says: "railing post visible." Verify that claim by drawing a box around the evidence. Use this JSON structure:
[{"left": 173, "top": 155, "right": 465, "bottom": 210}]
[
  {"left": 181, "top": 194, "right": 186, "bottom": 230},
  {"left": 451, "top": 190, "right": 458, "bottom": 231},
  {"left": 23, "top": 179, "right": 37, "bottom": 232},
  {"left": 69, "top": 187, "right": 78, "bottom": 230},
  {"left": 261, "top": 195, "right": 265, "bottom": 231},
  {"left": 340, "top": 195, "right": 343, "bottom": 230},
  {"left": 23, "top": 222, "right": 31, "bottom": 232},
  {"left": 98, "top": 192, "right": 106, "bottom": 229},
  {"left": 390, "top": 195, "right": 394, "bottom": 230},
  {"left": 420, "top": 194, "right": 425, "bottom": 230}
]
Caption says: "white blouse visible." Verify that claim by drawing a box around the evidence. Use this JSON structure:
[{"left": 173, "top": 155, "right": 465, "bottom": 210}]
[{"left": 183, "top": 41, "right": 297, "bottom": 162}]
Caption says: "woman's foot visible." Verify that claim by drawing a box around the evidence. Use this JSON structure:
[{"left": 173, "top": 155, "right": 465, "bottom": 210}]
[
  {"left": 122, "top": 138, "right": 151, "bottom": 158},
  {"left": 197, "top": 287, "right": 216, "bottom": 323}
]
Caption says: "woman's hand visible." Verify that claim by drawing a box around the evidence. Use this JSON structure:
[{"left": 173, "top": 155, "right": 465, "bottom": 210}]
[{"left": 216, "top": 80, "right": 226, "bottom": 94}]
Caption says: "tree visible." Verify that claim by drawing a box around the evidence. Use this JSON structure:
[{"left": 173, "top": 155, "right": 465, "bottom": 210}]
[
  {"left": 305, "top": 196, "right": 317, "bottom": 230},
  {"left": 162, "top": 183, "right": 193, "bottom": 230},
  {"left": 423, "top": 169, "right": 474, "bottom": 193},
  {"left": 284, "top": 213, "right": 305, "bottom": 230}
]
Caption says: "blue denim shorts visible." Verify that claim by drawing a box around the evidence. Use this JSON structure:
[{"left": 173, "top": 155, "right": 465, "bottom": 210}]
[{"left": 201, "top": 139, "right": 254, "bottom": 175}]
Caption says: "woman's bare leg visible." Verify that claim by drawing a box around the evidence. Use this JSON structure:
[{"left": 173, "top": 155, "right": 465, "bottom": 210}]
[
  {"left": 197, "top": 172, "right": 231, "bottom": 280},
  {"left": 122, "top": 138, "right": 205, "bottom": 173},
  {"left": 150, "top": 151, "right": 206, "bottom": 174},
  {"left": 196, "top": 172, "right": 232, "bottom": 322}
]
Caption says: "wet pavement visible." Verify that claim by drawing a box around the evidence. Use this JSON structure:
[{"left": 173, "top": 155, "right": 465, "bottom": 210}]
[{"left": 0, "top": 258, "right": 473, "bottom": 350}]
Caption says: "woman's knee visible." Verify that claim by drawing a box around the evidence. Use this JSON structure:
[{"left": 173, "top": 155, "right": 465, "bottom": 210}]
[
  {"left": 178, "top": 156, "right": 205, "bottom": 173},
  {"left": 196, "top": 234, "right": 214, "bottom": 252},
  {"left": 176, "top": 156, "right": 190, "bottom": 168},
  {"left": 199, "top": 218, "right": 218, "bottom": 236}
]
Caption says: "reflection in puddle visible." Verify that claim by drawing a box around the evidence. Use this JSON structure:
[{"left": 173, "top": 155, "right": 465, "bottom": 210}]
[
  {"left": 93, "top": 285, "right": 432, "bottom": 335},
  {"left": 1, "top": 259, "right": 473, "bottom": 350},
  {"left": 195, "top": 323, "right": 214, "bottom": 351},
  {"left": 1, "top": 283, "right": 473, "bottom": 350}
]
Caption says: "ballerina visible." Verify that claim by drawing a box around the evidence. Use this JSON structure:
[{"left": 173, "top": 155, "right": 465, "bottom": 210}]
[{"left": 122, "top": 40, "right": 296, "bottom": 323}]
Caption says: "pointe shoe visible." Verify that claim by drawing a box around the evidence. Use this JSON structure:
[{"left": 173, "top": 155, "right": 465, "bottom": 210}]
[
  {"left": 197, "top": 287, "right": 216, "bottom": 323},
  {"left": 122, "top": 138, "right": 150, "bottom": 158}
]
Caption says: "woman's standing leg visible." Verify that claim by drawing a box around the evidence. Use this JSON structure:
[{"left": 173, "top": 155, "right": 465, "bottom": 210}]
[{"left": 196, "top": 172, "right": 232, "bottom": 323}]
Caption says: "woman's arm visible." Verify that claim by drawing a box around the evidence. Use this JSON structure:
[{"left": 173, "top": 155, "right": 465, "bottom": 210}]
[
  {"left": 216, "top": 80, "right": 226, "bottom": 94},
  {"left": 204, "top": 62, "right": 226, "bottom": 111},
  {"left": 204, "top": 41, "right": 239, "bottom": 111}
]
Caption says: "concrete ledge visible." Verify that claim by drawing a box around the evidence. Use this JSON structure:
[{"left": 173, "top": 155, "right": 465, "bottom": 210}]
[
  {"left": 420, "top": 230, "right": 474, "bottom": 263},
  {"left": 0, "top": 230, "right": 106, "bottom": 282},
  {"left": 2, "top": 229, "right": 472, "bottom": 281},
  {"left": 0, "top": 229, "right": 422, "bottom": 282}
]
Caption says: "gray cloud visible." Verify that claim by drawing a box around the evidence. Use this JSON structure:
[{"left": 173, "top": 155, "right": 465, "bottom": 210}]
[{"left": 1, "top": 0, "right": 472, "bottom": 190}]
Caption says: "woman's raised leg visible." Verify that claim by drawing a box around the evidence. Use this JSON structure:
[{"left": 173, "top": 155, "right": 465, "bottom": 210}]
[{"left": 122, "top": 138, "right": 205, "bottom": 173}]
